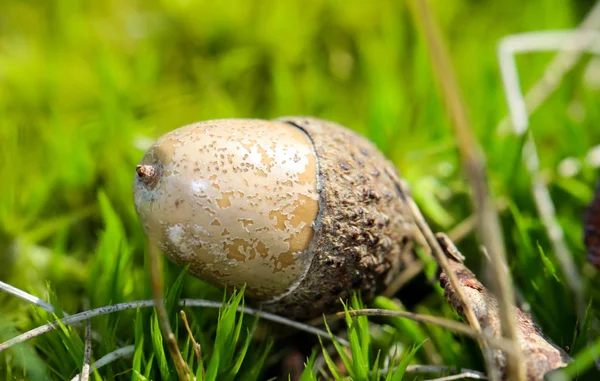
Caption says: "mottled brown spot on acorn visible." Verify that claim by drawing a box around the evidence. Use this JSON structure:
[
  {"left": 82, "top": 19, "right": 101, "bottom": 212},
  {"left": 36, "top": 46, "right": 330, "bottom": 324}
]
[
  {"left": 269, "top": 210, "right": 288, "bottom": 230},
  {"left": 256, "top": 144, "right": 275, "bottom": 168},
  {"left": 273, "top": 251, "right": 295, "bottom": 272},
  {"left": 255, "top": 169, "right": 268, "bottom": 177},
  {"left": 256, "top": 241, "right": 268, "bottom": 259},
  {"left": 224, "top": 238, "right": 249, "bottom": 262},
  {"left": 216, "top": 191, "right": 233, "bottom": 208},
  {"left": 288, "top": 195, "right": 316, "bottom": 228},
  {"left": 288, "top": 223, "right": 314, "bottom": 254},
  {"left": 238, "top": 218, "right": 253, "bottom": 228}
]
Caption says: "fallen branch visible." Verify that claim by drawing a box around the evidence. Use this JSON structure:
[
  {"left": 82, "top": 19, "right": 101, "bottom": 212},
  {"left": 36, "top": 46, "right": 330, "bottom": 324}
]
[{"left": 437, "top": 234, "right": 571, "bottom": 380}]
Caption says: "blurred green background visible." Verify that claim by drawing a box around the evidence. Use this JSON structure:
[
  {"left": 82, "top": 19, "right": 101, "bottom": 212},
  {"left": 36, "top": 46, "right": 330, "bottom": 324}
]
[{"left": 1, "top": 0, "right": 600, "bottom": 380}]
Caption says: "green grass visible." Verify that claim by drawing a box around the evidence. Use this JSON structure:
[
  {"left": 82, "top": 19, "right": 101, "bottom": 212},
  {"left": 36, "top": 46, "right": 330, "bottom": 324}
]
[{"left": 1, "top": 0, "right": 600, "bottom": 380}]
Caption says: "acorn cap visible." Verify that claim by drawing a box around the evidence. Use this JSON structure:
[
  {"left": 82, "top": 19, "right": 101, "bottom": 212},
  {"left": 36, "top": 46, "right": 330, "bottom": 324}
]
[{"left": 264, "top": 117, "right": 414, "bottom": 318}]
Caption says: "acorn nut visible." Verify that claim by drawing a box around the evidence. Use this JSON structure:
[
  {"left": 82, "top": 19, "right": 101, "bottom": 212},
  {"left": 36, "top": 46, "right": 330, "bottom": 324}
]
[{"left": 133, "top": 117, "right": 414, "bottom": 319}]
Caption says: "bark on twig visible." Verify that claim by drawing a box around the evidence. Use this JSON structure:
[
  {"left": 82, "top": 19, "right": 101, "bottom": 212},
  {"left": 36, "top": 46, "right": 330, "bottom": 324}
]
[{"left": 437, "top": 234, "right": 571, "bottom": 380}]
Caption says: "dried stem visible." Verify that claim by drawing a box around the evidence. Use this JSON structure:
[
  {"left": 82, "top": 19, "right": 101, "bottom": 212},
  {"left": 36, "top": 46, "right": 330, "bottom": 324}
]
[
  {"left": 80, "top": 311, "right": 92, "bottom": 381},
  {"left": 447, "top": 200, "right": 508, "bottom": 244},
  {"left": 495, "top": 11, "right": 600, "bottom": 317},
  {"left": 495, "top": 1, "right": 600, "bottom": 135},
  {"left": 409, "top": 1, "right": 524, "bottom": 379},
  {"left": 423, "top": 373, "right": 486, "bottom": 381},
  {"left": 395, "top": 180, "right": 497, "bottom": 377},
  {"left": 387, "top": 365, "right": 487, "bottom": 379},
  {"left": 0, "top": 298, "right": 348, "bottom": 353},
  {"left": 524, "top": 134, "right": 584, "bottom": 315},
  {"left": 0, "top": 281, "right": 104, "bottom": 344},
  {"left": 437, "top": 233, "right": 570, "bottom": 380},
  {"left": 181, "top": 310, "right": 203, "bottom": 375},
  {"left": 70, "top": 346, "right": 135, "bottom": 381}
]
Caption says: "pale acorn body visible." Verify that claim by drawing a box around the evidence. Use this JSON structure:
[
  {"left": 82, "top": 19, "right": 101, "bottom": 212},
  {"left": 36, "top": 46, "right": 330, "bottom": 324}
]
[{"left": 133, "top": 117, "right": 413, "bottom": 319}]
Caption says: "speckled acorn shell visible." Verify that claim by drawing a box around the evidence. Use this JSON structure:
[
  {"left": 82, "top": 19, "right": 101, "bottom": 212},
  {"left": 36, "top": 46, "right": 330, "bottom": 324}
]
[{"left": 133, "top": 116, "right": 414, "bottom": 319}]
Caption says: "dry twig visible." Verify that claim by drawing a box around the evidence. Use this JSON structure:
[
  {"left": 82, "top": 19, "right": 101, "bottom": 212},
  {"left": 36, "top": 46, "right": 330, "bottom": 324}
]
[{"left": 437, "top": 234, "right": 571, "bottom": 380}]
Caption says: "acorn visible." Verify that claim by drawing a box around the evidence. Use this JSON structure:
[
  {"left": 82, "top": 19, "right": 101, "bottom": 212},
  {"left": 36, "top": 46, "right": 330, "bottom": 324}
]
[{"left": 133, "top": 117, "right": 414, "bottom": 319}]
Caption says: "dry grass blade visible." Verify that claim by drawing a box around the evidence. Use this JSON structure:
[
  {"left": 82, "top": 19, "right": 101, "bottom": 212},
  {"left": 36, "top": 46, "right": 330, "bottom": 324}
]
[
  {"left": 0, "top": 298, "right": 349, "bottom": 353},
  {"left": 181, "top": 310, "right": 203, "bottom": 376},
  {"left": 409, "top": 0, "right": 524, "bottom": 379},
  {"left": 70, "top": 346, "right": 135, "bottom": 381},
  {"left": 395, "top": 180, "right": 497, "bottom": 376},
  {"left": 496, "top": 12, "right": 600, "bottom": 316},
  {"left": 498, "top": 30, "right": 600, "bottom": 135},
  {"left": 496, "top": 1, "right": 600, "bottom": 135},
  {"left": 424, "top": 373, "right": 486, "bottom": 381},
  {"left": 524, "top": 134, "right": 584, "bottom": 315},
  {"left": 394, "top": 365, "right": 487, "bottom": 379},
  {"left": 79, "top": 315, "right": 92, "bottom": 381},
  {"left": 437, "top": 234, "right": 571, "bottom": 380},
  {"left": 0, "top": 281, "right": 106, "bottom": 344},
  {"left": 447, "top": 201, "right": 508, "bottom": 244},
  {"left": 0, "top": 280, "right": 58, "bottom": 313},
  {"left": 147, "top": 243, "right": 190, "bottom": 380}
]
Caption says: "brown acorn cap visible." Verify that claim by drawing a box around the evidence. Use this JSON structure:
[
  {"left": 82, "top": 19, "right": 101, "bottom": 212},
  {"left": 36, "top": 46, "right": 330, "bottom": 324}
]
[{"left": 261, "top": 117, "right": 415, "bottom": 319}]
